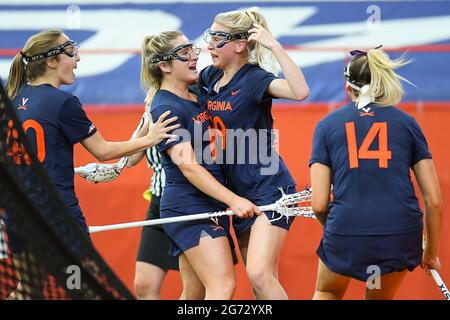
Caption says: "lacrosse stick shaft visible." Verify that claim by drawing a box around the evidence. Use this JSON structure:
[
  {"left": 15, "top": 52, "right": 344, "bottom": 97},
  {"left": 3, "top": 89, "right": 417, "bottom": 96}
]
[
  {"left": 422, "top": 237, "right": 449, "bottom": 300},
  {"left": 89, "top": 206, "right": 278, "bottom": 233},
  {"left": 89, "top": 210, "right": 234, "bottom": 233},
  {"left": 89, "top": 202, "right": 315, "bottom": 233},
  {"left": 430, "top": 269, "right": 450, "bottom": 300}
]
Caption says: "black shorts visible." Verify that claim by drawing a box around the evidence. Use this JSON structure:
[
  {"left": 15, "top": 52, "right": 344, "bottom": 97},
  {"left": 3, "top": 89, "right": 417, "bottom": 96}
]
[{"left": 136, "top": 195, "right": 179, "bottom": 271}]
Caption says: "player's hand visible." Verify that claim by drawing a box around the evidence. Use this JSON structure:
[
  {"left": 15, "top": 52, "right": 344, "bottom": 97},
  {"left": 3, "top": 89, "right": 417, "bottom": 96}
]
[
  {"left": 229, "top": 196, "right": 262, "bottom": 219},
  {"left": 422, "top": 250, "right": 441, "bottom": 275},
  {"left": 248, "top": 23, "right": 281, "bottom": 51},
  {"left": 146, "top": 111, "right": 180, "bottom": 146}
]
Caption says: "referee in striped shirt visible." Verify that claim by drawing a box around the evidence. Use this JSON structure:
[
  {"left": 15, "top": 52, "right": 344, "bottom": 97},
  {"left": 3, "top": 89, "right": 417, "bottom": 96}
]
[{"left": 145, "top": 145, "right": 165, "bottom": 198}]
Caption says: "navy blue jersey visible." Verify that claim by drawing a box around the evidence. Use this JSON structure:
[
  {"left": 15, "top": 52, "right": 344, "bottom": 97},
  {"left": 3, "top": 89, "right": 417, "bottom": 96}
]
[
  {"left": 150, "top": 88, "right": 225, "bottom": 211},
  {"left": 310, "top": 103, "right": 432, "bottom": 235},
  {"left": 200, "top": 64, "right": 295, "bottom": 199},
  {"left": 12, "top": 84, "right": 97, "bottom": 230}
]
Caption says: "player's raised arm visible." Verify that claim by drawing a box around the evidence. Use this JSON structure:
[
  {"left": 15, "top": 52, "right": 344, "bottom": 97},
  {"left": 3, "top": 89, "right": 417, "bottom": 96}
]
[{"left": 247, "top": 22, "right": 309, "bottom": 101}]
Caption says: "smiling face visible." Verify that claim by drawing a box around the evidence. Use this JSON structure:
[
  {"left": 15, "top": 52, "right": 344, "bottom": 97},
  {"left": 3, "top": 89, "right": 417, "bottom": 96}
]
[{"left": 163, "top": 35, "right": 199, "bottom": 85}]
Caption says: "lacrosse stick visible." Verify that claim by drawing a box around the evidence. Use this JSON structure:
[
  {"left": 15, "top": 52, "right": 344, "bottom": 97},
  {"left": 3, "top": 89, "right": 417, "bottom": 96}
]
[
  {"left": 74, "top": 156, "right": 128, "bottom": 183},
  {"left": 89, "top": 188, "right": 317, "bottom": 233},
  {"left": 74, "top": 112, "right": 149, "bottom": 183},
  {"left": 430, "top": 270, "right": 450, "bottom": 300},
  {"left": 422, "top": 236, "right": 450, "bottom": 300}
]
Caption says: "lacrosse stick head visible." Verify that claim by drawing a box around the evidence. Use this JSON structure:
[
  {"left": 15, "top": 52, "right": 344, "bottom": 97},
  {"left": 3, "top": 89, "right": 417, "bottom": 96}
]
[
  {"left": 74, "top": 157, "right": 128, "bottom": 183},
  {"left": 271, "top": 186, "right": 334, "bottom": 221},
  {"left": 117, "top": 157, "right": 128, "bottom": 170},
  {"left": 74, "top": 163, "right": 98, "bottom": 176},
  {"left": 273, "top": 188, "right": 315, "bottom": 218}
]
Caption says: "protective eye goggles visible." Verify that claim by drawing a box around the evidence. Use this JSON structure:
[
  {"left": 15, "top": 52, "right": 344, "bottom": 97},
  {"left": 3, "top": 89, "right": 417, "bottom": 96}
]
[
  {"left": 21, "top": 40, "right": 80, "bottom": 64},
  {"left": 150, "top": 43, "right": 201, "bottom": 64},
  {"left": 202, "top": 28, "right": 249, "bottom": 49}
]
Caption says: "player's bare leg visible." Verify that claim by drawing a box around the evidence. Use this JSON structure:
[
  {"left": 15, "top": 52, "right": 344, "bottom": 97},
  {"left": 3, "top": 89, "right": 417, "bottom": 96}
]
[
  {"left": 365, "top": 270, "right": 407, "bottom": 300},
  {"left": 245, "top": 214, "right": 289, "bottom": 300},
  {"left": 134, "top": 262, "right": 166, "bottom": 300},
  {"left": 183, "top": 236, "right": 235, "bottom": 300},
  {"left": 178, "top": 253, "right": 205, "bottom": 300},
  {"left": 313, "top": 258, "right": 351, "bottom": 300},
  {"left": 236, "top": 229, "right": 251, "bottom": 264}
]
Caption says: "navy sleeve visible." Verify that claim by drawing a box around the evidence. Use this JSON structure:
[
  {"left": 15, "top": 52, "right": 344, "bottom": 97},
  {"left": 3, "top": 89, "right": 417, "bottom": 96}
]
[
  {"left": 248, "top": 66, "right": 278, "bottom": 103},
  {"left": 309, "top": 120, "right": 331, "bottom": 167},
  {"left": 150, "top": 105, "right": 189, "bottom": 154},
  {"left": 409, "top": 117, "right": 432, "bottom": 166},
  {"left": 57, "top": 96, "right": 96, "bottom": 144}
]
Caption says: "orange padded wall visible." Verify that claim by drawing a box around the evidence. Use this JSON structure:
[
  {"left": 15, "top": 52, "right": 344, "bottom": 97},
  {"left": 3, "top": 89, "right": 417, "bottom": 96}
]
[{"left": 75, "top": 102, "right": 450, "bottom": 299}]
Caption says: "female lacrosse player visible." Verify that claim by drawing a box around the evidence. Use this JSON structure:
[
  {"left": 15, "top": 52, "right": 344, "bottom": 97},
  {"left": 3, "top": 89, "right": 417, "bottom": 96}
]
[
  {"left": 127, "top": 145, "right": 181, "bottom": 300},
  {"left": 200, "top": 7, "right": 309, "bottom": 299},
  {"left": 129, "top": 143, "right": 204, "bottom": 300},
  {"left": 310, "top": 46, "right": 444, "bottom": 299},
  {"left": 142, "top": 31, "right": 261, "bottom": 299},
  {"left": 5, "top": 29, "right": 179, "bottom": 234}
]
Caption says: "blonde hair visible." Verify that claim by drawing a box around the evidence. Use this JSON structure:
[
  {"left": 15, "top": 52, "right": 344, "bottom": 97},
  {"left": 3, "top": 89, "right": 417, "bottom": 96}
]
[
  {"left": 348, "top": 47, "right": 412, "bottom": 106},
  {"left": 141, "top": 31, "right": 183, "bottom": 106},
  {"left": 6, "top": 29, "right": 63, "bottom": 99},
  {"left": 215, "top": 7, "right": 276, "bottom": 71}
]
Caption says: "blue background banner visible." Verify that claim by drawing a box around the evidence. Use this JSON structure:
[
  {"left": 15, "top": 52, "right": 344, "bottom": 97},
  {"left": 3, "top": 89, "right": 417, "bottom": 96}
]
[{"left": 1, "top": 1, "right": 449, "bottom": 105}]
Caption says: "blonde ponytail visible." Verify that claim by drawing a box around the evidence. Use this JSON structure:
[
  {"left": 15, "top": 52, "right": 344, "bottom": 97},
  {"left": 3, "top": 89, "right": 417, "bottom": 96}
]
[
  {"left": 347, "top": 47, "right": 413, "bottom": 107},
  {"left": 6, "top": 53, "right": 27, "bottom": 99},
  {"left": 366, "top": 48, "right": 412, "bottom": 106},
  {"left": 141, "top": 35, "right": 159, "bottom": 106}
]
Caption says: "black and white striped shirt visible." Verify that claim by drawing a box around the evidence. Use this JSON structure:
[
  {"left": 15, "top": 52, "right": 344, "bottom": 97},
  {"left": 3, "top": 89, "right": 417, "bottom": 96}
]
[
  {"left": 0, "top": 219, "right": 8, "bottom": 259},
  {"left": 145, "top": 146, "right": 165, "bottom": 197}
]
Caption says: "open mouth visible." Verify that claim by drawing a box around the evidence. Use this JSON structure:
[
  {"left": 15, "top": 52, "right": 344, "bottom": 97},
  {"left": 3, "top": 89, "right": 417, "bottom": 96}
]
[{"left": 189, "top": 62, "right": 197, "bottom": 70}]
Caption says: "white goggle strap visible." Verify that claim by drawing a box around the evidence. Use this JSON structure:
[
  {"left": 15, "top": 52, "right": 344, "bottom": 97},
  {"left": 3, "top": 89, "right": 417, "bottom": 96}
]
[{"left": 345, "top": 62, "right": 373, "bottom": 109}]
